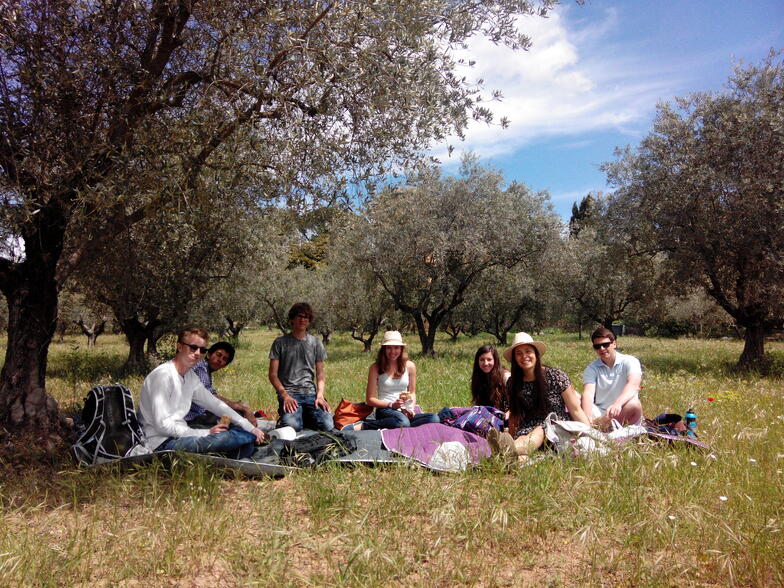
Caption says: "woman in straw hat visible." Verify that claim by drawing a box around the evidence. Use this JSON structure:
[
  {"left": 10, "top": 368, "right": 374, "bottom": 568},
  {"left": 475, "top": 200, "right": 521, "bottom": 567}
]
[
  {"left": 344, "top": 331, "right": 440, "bottom": 431},
  {"left": 488, "top": 332, "right": 590, "bottom": 460}
]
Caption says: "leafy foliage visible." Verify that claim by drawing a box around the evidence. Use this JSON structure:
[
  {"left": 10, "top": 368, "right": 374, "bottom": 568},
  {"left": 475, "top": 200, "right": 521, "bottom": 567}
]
[{"left": 604, "top": 53, "right": 784, "bottom": 368}]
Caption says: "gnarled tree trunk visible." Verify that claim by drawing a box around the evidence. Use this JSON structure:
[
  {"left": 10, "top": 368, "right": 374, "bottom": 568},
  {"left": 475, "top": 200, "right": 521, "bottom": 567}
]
[
  {"left": 0, "top": 210, "right": 66, "bottom": 437},
  {"left": 738, "top": 323, "right": 769, "bottom": 371},
  {"left": 119, "top": 316, "right": 160, "bottom": 374}
]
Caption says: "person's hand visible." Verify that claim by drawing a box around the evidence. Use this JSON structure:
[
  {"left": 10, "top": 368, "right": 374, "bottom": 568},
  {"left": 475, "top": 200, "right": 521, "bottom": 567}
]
[
  {"left": 281, "top": 393, "right": 298, "bottom": 413},
  {"left": 390, "top": 398, "right": 405, "bottom": 409},
  {"left": 607, "top": 402, "right": 622, "bottom": 420},
  {"left": 209, "top": 422, "right": 228, "bottom": 435},
  {"left": 315, "top": 395, "right": 330, "bottom": 412},
  {"left": 251, "top": 428, "right": 267, "bottom": 444}
]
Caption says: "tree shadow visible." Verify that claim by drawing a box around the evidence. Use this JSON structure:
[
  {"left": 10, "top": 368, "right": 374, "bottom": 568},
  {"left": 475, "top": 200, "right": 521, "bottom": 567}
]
[{"left": 46, "top": 350, "right": 128, "bottom": 382}]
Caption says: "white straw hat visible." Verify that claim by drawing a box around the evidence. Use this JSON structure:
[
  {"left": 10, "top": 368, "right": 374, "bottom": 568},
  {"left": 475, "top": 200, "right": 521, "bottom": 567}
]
[
  {"left": 503, "top": 332, "right": 547, "bottom": 362},
  {"left": 380, "top": 331, "right": 406, "bottom": 346}
]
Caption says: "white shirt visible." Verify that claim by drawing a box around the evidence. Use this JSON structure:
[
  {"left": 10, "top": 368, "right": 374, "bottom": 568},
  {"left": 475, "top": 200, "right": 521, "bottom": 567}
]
[{"left": 137, "top": 360, "right": 253, "bottom": 449}]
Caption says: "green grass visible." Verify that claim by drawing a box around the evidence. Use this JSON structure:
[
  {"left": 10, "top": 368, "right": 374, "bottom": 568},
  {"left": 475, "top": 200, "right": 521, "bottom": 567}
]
[{"left": 1, "top": 329, "right": 783, "bottom": 586}]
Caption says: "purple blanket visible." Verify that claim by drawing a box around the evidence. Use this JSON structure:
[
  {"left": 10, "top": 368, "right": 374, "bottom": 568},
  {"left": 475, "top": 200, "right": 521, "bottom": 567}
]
[{"left": 380, "top": 423, "right": 490, "bottom": 466}]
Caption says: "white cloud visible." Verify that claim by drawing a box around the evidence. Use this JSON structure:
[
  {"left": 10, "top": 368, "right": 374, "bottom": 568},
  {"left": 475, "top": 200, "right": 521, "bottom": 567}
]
[{"left": 431, "top": 7, "right": 675, "bottom": 161}]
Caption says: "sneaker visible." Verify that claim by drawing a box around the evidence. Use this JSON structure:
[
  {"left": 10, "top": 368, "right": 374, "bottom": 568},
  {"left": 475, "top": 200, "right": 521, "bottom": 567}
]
[
  {"left": 487, "top": 428, "right": 502, "bottom": 454},
  {"left": 497, "top": 431, "right": 518, "bottom": 459}
]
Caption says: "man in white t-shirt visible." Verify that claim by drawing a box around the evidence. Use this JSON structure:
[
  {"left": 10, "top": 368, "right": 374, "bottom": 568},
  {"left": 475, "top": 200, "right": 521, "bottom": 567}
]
[
  {"left": 137, "top": 326, "right": 266, "bottom": 457},
  {"left": 581, "top": 327, "right": 643, "bottom": 430}
]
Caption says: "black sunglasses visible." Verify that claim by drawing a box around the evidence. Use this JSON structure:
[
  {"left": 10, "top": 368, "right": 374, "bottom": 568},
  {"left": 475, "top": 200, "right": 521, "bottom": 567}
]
[
  {"left": 592, "top": 341, "right": 613, "bottom": 350},
  {"left": 180, "top": 342, "right": 208, "bottom": 354}
]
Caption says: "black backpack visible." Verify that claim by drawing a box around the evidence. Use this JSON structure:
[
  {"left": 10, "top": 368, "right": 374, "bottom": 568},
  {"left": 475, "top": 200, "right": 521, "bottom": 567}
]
[{"left": 72, "top": 384, "right": 146, "bottom": 465}]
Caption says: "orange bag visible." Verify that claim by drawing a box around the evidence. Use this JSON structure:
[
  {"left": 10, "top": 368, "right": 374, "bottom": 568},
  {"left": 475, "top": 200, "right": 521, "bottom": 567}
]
[{"left": 333, "top": 398, "right": 373, "bottom": 430}]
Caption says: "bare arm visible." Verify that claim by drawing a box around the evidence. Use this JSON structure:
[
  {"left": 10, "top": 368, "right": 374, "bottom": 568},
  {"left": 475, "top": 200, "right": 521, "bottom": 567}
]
[
  {"left": 314, "top": 360, "right": 330, "bottom": 411},
  {"left": 581, "top": 382, "right": 596, "bottom": 426},
  {"left": 407, "top": 361, "right": 417, "bottom": 406},
  {"left": 606, "top": 373, "right": 641, "bottom": 420},
  {"left": 215, "top": 394, "right": 257, "bottom": 426},
  {"left": 269, "top": 358, "right": 298, "bottom": 413}
]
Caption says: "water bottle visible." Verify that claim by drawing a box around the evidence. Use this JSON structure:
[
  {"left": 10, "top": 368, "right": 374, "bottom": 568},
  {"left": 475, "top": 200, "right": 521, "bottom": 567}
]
[{"left": 684, "top": 409, "right": 697, "bottom": 438}]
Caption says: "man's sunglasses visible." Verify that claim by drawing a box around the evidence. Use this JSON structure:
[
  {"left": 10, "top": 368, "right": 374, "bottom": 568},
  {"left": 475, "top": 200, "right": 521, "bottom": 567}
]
[
  {"left": 592, "top": 341, "right": 613, "bottom": 350},
  {"left": 180, "top": 342, "right": 208, "bottom": 354}
]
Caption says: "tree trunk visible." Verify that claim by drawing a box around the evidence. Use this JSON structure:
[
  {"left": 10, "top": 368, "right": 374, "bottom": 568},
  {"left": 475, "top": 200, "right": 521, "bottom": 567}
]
[
  {"left": 75, "top": 318, "right": 106, "bottom": 347},
  {"left": 350, "top": 328, "right": 376, "bottom": 352},
  {"left": 224, "top": 317, "right": 245, "bottom": 340},
  {"left": 120, "top": 318, "right": 157, "bottom": 374},
  {"left": 738, "top": 323, "right": 769, "bottom": 371},
  {"left": 0, "top": 267, "right": 62, "bottom": 435},
  {"left": 413, "top": 313, "right": 433, "bottom": 356}
]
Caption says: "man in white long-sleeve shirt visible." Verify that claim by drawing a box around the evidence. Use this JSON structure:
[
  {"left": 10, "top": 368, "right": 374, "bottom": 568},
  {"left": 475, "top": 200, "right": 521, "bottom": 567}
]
[{"left": 138, "top": 326, "right": 266, "bottom": 458}]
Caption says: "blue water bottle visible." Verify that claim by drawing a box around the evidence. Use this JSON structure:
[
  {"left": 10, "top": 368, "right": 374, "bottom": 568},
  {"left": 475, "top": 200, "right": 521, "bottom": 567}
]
[{"left": 684, "top": 409, "right": 697, "bottom": 438}]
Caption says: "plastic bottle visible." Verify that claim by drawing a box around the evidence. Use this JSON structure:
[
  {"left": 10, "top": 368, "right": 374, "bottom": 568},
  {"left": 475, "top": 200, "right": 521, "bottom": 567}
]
[{"left": 684, "top": 408, "right": 697, "bottom": 438}]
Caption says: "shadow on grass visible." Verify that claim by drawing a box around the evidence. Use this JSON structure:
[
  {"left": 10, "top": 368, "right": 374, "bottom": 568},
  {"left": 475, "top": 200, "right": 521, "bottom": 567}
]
[
  {"left": 46, "top": 350, "right": 130, "bottom": 382},
  {"left": 644, "top": 350, "right": 784, "bottom": 379}
]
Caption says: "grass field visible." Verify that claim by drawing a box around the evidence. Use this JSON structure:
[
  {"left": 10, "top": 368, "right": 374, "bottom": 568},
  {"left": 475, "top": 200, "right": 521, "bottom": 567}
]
[{"left": 1, "top": 329, "right": 782, "bottom": 586}]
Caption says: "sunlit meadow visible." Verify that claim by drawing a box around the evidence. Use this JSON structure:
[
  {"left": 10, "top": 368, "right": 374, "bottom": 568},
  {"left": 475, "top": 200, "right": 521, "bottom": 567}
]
[{"left": 1, "top": 330, "right": 782, "bottom": 586}]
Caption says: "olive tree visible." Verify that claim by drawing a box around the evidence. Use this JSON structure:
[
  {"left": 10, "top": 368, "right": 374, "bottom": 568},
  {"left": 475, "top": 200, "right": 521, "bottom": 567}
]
[
  {"left": 0, "top": 0, "right": 560, "bottom": 435},
  {"left": 326, "top": 222, "right": 397, "bottom": 352},
  {"left": 553, "top": 190, "right": 663, "bottom": 331},
  {"left": 356, "top": 158, "right": 560, "bottom": 355},
  {"left": 604, "top": 54, "right": 784, "bottom": 369}
]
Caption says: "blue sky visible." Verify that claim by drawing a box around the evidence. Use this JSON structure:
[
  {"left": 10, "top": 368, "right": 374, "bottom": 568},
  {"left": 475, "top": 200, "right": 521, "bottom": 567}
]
[{"left": 435, "top": 0, "right": 784, "bottom": 219}]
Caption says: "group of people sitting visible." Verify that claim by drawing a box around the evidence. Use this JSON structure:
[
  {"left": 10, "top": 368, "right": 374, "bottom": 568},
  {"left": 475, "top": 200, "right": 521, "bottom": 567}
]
[
  {"left": 471, "top": 329, "right": 642, "bottom": 464},
  {"left": 136, "top": 301, "right": 643, "bottom": 464}
]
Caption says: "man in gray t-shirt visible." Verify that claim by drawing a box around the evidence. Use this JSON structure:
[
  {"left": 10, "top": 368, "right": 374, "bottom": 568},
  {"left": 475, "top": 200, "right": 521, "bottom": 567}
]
[
  {"left": 268, "top": 302, "right": 333, "bottom": 431},
  {"left": 581, "top": 327, "right": 643, "bottom": 430}
]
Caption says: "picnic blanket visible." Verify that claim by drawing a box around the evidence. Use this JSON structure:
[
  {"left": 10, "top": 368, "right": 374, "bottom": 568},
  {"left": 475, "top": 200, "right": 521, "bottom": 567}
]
[
  {"left": 85, "top": 450, "right": 294, "bottom": 478},
  {"left": 381, "top": 423, "right": 490, "bottom": 471}
]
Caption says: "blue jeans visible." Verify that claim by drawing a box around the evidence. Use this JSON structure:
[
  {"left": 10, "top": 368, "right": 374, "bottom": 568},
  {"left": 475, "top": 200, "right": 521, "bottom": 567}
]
[
  {"left": 156, "top": 427, "right": 256, "bottom": 459},
  {"left": 278, "top": 393, "right": 334, "bottom": 432},
  {"left": 361, "top": 407, "right": 440, "bottom": 430}
]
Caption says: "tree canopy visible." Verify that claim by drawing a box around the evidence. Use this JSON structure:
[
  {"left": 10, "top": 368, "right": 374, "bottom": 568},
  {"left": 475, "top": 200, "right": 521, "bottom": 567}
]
[
  {"left": 604, "top": 53, "right": 784, "bottom": 369},
  {"left": 0, "top": 0, "right": 560, "bottom": 436},
  {"left": 354, "top": 157, "right": 560, "bottom": 355}
]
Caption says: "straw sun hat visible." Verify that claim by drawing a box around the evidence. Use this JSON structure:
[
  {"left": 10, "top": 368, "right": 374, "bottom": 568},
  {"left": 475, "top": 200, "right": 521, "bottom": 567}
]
[
  {"left": 502, "top": 332, "right": 547, "bottom": 362},
  {"left": 380, "top": 331, "right": 406, "bottom": 346}
]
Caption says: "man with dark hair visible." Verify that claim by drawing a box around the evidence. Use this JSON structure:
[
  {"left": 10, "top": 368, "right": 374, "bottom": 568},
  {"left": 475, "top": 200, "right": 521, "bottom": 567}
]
[
  {"left": 581, "top": 327, "right": 643, "bottom": 430},
  {"left": 138, "top": 326, "right": 266, "bottom": 458},
  {"left": 185, "top": 341, "right": 258, "bottom": 428},
  {"left": 268, "top": 302, "right": 334, "bottom": 432}
]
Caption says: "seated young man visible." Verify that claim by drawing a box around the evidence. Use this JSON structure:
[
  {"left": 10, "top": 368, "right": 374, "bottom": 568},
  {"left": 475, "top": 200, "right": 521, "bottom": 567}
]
[
  {"left": 138, "top": 326, "right": 266, "bottom": 458},
  {"left": 581, "top": 327, "right": 643, "bottom": 430},
  {"left": 185, "top": 341, "right": 258, "bottom": 428},
  {"left": 268, "top": 302, "right": 334, "bottom": 432}
]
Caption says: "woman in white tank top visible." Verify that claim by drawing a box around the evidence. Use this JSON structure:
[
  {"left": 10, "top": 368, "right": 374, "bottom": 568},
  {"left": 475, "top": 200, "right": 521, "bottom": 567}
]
[{"left": 344, "top": 331, "right": 440, "bottom": 431}]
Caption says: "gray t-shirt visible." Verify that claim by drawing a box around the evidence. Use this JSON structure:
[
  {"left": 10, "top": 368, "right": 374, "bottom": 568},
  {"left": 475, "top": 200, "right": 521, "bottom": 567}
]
[
  {"left": 582, "top": 351, "right": 642, "bottom": 411},
  {"left": 269, "top": 333, "right": 327, "bottom": 395}
]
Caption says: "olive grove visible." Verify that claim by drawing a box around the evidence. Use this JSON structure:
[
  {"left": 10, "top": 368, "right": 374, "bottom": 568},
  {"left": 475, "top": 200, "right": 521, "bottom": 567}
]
[
  {"left": 0, "top": 0, "right": 561, "bottom": 437},
  {"left": 604, "top": 54, "right": 784, "bottom": 369}
]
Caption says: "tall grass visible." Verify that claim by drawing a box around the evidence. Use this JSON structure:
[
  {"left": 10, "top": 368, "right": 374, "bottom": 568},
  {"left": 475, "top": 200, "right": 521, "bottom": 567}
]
[{"left": 0, "top": 329, "right": 782, "bottom": 586}]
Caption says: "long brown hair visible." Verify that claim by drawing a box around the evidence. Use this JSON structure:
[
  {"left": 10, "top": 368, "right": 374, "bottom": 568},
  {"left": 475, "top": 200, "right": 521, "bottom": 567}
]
[
  {"left": 507, "top": 344, "right": 548, "bottom": 435},
  {"left": 375, "top": 345, "right": 408, "bottom": 378},
  {"left": 470, "top": 345, "right": 506, "bottom": 408}
]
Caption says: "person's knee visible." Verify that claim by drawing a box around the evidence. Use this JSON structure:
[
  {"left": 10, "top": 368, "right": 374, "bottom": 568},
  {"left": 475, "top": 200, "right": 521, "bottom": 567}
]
[
  {"left": 316, "top": 412, "right": 334, "bottom": 431},
  {"left": 620, "top": 398, "right": 643, "bottom": 424},
  {"left": 280, "top": 412, "right": 303, "bottom": 431},
  {"left": 391, "top": 411, "right": 410, "bottom": 427},
  {"left": 305, "top": 407, "right": 334, "bottom": 431}
]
